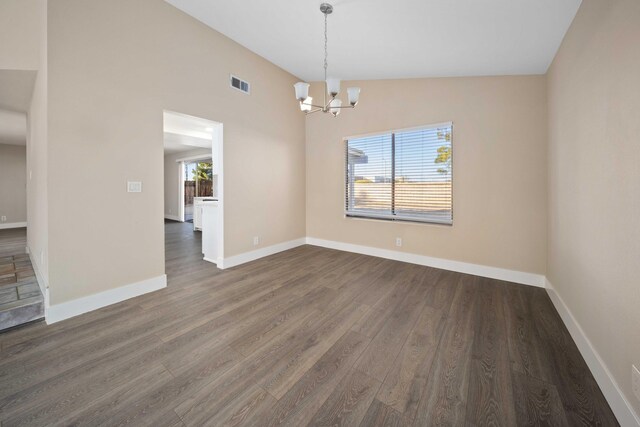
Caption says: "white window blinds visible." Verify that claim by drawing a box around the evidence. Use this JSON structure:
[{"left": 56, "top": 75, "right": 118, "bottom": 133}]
[{"left": 345, "top": 122, "right": 453, "bottom": 225}]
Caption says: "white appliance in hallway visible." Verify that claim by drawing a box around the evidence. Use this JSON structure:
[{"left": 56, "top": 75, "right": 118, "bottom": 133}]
[
  {"left": 193, "top": 196, "right": 217, "bottom": 231},
  {"left": 201, "top": 200, "right": 219, "bottom": 262}
]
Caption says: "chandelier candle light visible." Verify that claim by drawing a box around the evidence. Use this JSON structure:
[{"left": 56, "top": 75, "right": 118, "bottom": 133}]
[{"left": 294, "top": 3, "right": 360, "bottom": 117}]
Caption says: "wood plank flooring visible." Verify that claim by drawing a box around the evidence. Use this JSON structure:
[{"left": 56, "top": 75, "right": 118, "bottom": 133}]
[
  {"left": 0, "top": 228, "right": 29, "bottom": 259},
  {"left": 0, "top": 221, "right": 618, "bottom": 426},
  {"left": 0, "top": 228, "right": 44, "bottom": 331}
]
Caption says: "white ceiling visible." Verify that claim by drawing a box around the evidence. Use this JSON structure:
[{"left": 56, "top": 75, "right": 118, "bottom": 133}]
[
  {"left": 165, "top": 0, "right": 581, "bottom": 81},
  {"left": 163, "top": 111, "right": 215, "bottom": 154},
  {"left": 0, "top": 109, "right": 27, "bottom": 146},
  {"left": 163, "top": 132, "right": 212, "bottom": 154},
  {"left": 0, "top": 70, "right": 36, "bottom": 146},
  {"left": 0, "top": 70, "right": 36, "bottom": 112}
]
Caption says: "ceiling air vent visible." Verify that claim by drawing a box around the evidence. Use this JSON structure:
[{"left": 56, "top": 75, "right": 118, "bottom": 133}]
[{"left": 230, "top": 75, "right": 250, "bottom": 94}]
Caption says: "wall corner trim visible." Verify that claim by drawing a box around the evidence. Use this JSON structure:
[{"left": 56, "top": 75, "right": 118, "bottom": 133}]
[
  {"left": 217, "top": 238, "right": 307, "bottom": 270},
  {"left": 26, "top": 245, "right": 50, "bottom": 311},
  {"left": 305, "top": 237, "right": 545, "bottom": 287},
  {"left": 45, "top": 274, "right": 167, "bottom": 324},
  {"left": 0, "top": 222, "right": 27, "bottom": 230},
  {"left": 545, "top": 279, "right": 640, "bottom": 427}
]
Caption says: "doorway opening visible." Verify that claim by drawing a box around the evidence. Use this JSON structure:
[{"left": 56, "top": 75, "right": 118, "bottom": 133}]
[
  {"left": 0, "top": 69, "right": 45, "bottom": 331},
  {"left": 163, "top": 111, "right": 224, "bottom": 268}
]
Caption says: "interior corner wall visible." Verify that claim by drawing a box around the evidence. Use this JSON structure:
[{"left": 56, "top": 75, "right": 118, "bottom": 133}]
[
  {"left": 27, "top": 57, "right": 49, "bottom": 289},
  {"left": 46, "top": 0, "right": 306, "bottom": 305},
  {"left": 0, "top": 0, "right": 49, "bottom": 287},
  {"left": 0, "top": 144, "right": 27, "bottom": 224},
  {"left": 305, "top": 76, "right": 548, "bottom": 276},
  {"left": 547, "top": 0, "right": 640, "bottom": 418},
  {"left": 164, "top": 148, "right": 212, "bottom": 218},
  {"left": 28, "top": 0, "right": 49, "bottom": 293}
]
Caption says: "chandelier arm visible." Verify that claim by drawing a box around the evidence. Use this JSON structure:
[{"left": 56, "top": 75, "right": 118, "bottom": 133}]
[
  {"left": 302, "top": 102, "right": 326, "bottom": 109},
  {"left": 305, "top": 108, "right": 323, "bottom": 115}
]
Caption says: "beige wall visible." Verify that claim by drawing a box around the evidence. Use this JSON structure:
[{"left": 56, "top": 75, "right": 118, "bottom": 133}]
[
  {"left": 0, "top": 144, "right": 27, "bottom": 224},
  {"left": 306, "top": 76, "right": 547, "bottom": 275},
  {"left": 0, "top": 0, "right": 42, "bottom": 70},
  {"left": 547, "top": 0, "right": 640, "bottom": 416},
  {"left": 164, "top": 148, "right": 212, "bottom": 218},
  {"left": 47, "top": 0, "right": 306, "bottom": 304}
]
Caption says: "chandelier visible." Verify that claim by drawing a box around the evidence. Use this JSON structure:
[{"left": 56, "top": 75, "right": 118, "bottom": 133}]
[{"left": 293, "top": 3, "right": 360, "bottom": 117}]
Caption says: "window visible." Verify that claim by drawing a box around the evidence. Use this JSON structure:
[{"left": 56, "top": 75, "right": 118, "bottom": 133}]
[{"left": 345, "top": 122, "right": 453, "bottom": 225}]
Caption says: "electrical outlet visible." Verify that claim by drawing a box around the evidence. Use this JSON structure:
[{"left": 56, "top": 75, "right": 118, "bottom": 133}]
[
  {"left": 253, "top": 236, "right": 260, "bottom": 246},
  {"left": 127, "top": 181, "right": 142, "bottom": 193},
  {"left": 396, "top": 237, "right": 402, "bottom": 247},
  {"left": 633, "top": 365, "right": 640, "bottom": 402},
  {"left": 1, "top": 216, "right": 6, "bottom": 223}
]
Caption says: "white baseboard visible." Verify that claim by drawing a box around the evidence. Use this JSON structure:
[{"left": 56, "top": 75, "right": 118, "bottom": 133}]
[
  {"left": 203, "top": 256, "right": 218, "bottom": 265},
  {"left": 546, "top": 279, "right": 640, "bottom": 427},
  {"left": 213, "top": 236, "right": 544, "bottom": 287},
  {"left": 217, "top": 238, "right": 306, "bottom": 270},
  {"left": 0, "top": 221, "right": 27, "bottom": 229},
  {"left": 164, "top": 214, "right": 182, "bottom": 222},
  {"left": 46, "top": 274, "right": 167, "bottom": 324},
  {"left": 305, "top": 237, "right": 545, "bottom": 287}
]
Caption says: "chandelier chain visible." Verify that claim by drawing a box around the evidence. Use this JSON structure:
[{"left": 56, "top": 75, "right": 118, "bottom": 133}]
[
  {"left": 324, "top": 12, "right": 328, "bottom": 82},
  {"left": 294, "top": 3, "right": 359, "bottom": 116}
]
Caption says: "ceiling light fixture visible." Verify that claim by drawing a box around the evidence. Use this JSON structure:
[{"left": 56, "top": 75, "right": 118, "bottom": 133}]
[{"left": 293, "top": 3, "right": 360, "bottom": 117}]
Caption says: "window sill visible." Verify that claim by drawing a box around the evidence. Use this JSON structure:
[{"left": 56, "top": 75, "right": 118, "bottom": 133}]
[{"left": 344, "top": 213, "right": 453, "bottom": 227}]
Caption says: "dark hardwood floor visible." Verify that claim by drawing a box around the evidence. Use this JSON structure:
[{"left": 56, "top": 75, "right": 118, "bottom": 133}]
[{"left": 0, "top": 221, "right": 618, "bottom": 426}]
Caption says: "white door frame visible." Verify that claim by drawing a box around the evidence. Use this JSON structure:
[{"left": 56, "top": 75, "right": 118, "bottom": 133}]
[
  {"left": 178, "top": 161, "right": 185, "bottom": 222},
  {"left": 212, "top": 123, "right": 224, "bottom": 264}
]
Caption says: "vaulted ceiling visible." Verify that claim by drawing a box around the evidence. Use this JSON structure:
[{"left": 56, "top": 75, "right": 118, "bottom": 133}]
[{"left": 165, "top": 0, "right": 581, "bottom": 81}]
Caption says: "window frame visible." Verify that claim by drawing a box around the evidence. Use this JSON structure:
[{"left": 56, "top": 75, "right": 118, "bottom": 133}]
[{"left": 343, "top": 121, "right": 453, "bottom": 226}]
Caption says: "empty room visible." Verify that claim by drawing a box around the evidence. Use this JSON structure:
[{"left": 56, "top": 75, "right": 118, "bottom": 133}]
[{"left": 0, "top": 0, "right": 638, "bottom": 426}]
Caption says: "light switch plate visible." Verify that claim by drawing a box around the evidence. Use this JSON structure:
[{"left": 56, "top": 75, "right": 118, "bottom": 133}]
[{"left": 127, "top": 181, "right": 142, "bottom": 193}]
